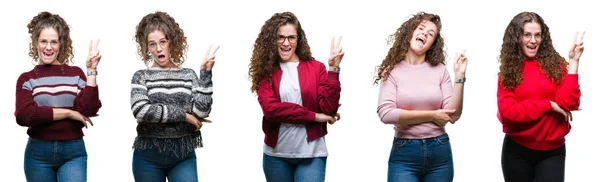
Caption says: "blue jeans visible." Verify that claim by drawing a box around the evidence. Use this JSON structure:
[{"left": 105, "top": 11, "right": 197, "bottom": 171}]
[
  {"left": 24, "top": 137, "right": 88, "bottom": 182},
  {"left": 132, "top": 147, "right": 198, "bottom": 182},
  {"left": 388, "top": 133, "right": 454, "bottom": 182},
  {"left": 263, "top": 153, "right": 327, "bottom": 182}
]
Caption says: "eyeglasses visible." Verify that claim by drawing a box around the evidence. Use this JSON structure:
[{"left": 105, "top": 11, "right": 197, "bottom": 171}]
[
  {"left": 277, "top": 35, "right": 298, "bottom": 43},
  {"left": 38, "top": 39, "right": 59, "bottom": 48},
  {"left": 522, "top": 32, "right": 542, "bottom": 42},
  {"left": 148, "top": 39, "right": 169, "bottom": 50}
]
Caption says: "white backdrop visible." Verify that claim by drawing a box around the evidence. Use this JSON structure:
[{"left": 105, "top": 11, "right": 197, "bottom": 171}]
[{"left": 1, "top": 0, "right": 598, "bottom": 181}]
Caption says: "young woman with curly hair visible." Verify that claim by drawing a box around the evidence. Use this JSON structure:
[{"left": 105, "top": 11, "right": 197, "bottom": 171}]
[
  {"left": 15, "top": 11, "right": 102, "bottom": 182},
  {"left": 130, "top": 11, "right": 218, "bottom": 182},
  {"left": 497, "top": 12, "right": 584, "bottom": 182},
  {"left": 375, "top": 12, "right": 468, "bottom": 182},
  {"left": 248, "top": 11, "right": 344, "bottom": 182}
]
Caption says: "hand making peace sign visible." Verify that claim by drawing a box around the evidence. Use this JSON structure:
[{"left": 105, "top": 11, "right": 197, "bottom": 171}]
[
  {"left": 328, "top": 36, "right": 344, "bottom": 67},
  {"left": 201, "top": 44, "right": 220, "bottom": 71},
  {"left": 453, "top": 49, "right": 468, "bottom": 77},
  {"left": 568, "top": 31, "right": 585, "bottom": 62},
  {"left": 86, "top": 40, "right": 101, "bottom": 71}
]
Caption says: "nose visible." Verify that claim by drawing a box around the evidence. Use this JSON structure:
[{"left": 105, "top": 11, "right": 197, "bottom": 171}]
[
  {"left": 156, "top": 45, "right": 163, "bottom": 52},
  {"left": 282, "top": 39, "right": 291, "bottom": 46},
  {"left": 44, "top": 43, "right": 53, "bottom": 50}
]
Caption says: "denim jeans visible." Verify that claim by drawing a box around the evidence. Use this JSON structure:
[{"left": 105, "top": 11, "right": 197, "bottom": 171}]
[
  {"left": 263, "top": 153, "right": 327, "bottom": 182},
  {"left": 24, "top": 137, "right": 88, "bottom": 182},
  {"left": 387, "top": 133, "right": 454, "bottom": 182},
  {"left": 132, "top": 147, "right": 198, "bottom": 182},
  {"left": 501, "top": 134, "right": 566, "bottom": 182}
]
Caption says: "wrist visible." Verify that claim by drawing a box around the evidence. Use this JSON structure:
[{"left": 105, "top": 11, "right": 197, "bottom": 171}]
[
  {"left": 329, "top": 66, "right": 340, "bottom": 72},
  {"left": 87, "top": 70, "right": 98, "bottom": 76}
]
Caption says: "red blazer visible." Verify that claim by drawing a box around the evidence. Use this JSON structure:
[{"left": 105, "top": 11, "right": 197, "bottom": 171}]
[{"left": 258, "top": 59, "right": 341, "bottom": 148}]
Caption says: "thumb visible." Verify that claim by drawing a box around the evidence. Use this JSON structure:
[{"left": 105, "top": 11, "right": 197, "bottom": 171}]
[{"left": 441, "top": 109, "right": 456, "bottom": 114}]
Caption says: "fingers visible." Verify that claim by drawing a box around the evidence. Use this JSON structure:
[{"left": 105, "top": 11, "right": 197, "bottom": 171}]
[
  {"left": 335, "top": 36, "right": 343, "bottom": 49},
  {"left": 88, "top": 40, "right": 93, "bottom": 52},
  {"left": 204, "top": 44, "right": 220, "bottom": 60},
  {"left": 440, "top": 109, "right": 456, "bottom": 114},
  {"left": 87, "top": 117, "right": 93, "bottom": 126},
  {"left": 335, "top": 113, "right": 341, "bottom": 121},
  {"left": 330, "top": 37, "right": 335, "bottom": 50},
  {"left": 202, "top": 119, "right": 213, "bottom": 123}
]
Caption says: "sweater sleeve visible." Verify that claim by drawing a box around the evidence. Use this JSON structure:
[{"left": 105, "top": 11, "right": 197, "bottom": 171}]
[
  {"left": 190, "top": 69, "right": 213, "bottom": 119},
  {"left": 555, "top": 73, "right": 580, "bottom": 111},
  {"left": 316, "top": 63, "right": 341, "bottom": 115},
  {"left": 73, "top": 67, "right": 102, "bottom": 116},
  {"left": 440, "top": 68, "right": 460, "bottom": 121},
  {"left": 130, "top": 70, "right": 186, "bottom": 123},
  {"left": 377, "top": 73, "right": 401, "bottom": 124},
  {"left": 257, "top": 77, "right": 316, "bottom": 124},
  {"left": 14, "top": 73, "right": 54, "bottom": 127},
  {"left": 497, "top": 77, "right": 553, "bottom": 123}
]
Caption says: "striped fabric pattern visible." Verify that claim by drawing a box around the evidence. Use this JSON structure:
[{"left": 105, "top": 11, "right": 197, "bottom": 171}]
[
  {"left": 22, "top": 76, "right": 86, "bottom": 107},
  {"left": 130, "top": 68, "right": 212, "bottom": 157}
]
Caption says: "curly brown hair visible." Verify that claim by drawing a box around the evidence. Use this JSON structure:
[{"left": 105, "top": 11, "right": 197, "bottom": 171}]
[
  {"left": 135, "top": 11, "right": 188, "bottom": 66},
  {"left": 374, "top": 12, "right": 446, "bottom": 84},
  {"left": 248, "top": 11, "right": 314, "bottom": 93},
  {"left": 28, "top": 11, "right": 73, "bottom": 65},
  {"left": 499, "top": 12, "right": 566, "bottom": 90}
]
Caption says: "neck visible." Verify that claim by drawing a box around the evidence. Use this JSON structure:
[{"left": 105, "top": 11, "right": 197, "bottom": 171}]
[
  {"left": 280, "top": 54, "right": 300, "bottom": 63},
  {"left": 404, "top": 50, "right": 426, "bottom": 65}
]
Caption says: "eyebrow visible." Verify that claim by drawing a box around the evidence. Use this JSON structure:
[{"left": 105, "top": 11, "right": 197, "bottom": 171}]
[{"left": 148, "top": 38, "right": 167, "bottom": 42}]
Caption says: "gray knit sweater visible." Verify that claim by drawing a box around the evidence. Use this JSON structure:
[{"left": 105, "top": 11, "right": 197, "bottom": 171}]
[{"left": 130, "top": 67, "right": 212, "bottom": 157}]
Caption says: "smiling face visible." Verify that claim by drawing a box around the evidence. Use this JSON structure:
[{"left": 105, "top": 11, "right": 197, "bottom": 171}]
[
  {"left": 147, "top": 30, "right": 173, "bottom": 68},
  {"left": 277, "top": 23, "right": 299, "bottom": 62},
  {"left": 521, "top": 22, "right": 542, "bottom": 59},
  {"left": 37, "top": 27, "right": 60, "bottom": 65},
  {"left": 409, "top": 20, "right": 438, "bottom": 55}
]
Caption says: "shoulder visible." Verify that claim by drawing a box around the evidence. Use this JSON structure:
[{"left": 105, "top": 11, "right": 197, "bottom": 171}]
[
  {"left": 16, "top": 68, "right": 36, "bottom": 85},
  {"left": 64, "top": 64, "right": 85, "bottom": 75}
]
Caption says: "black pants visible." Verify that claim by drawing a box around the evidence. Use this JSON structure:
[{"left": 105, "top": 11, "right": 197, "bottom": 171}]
[{"left": 501, "top": 135, "right": 566, "bottom": 182}]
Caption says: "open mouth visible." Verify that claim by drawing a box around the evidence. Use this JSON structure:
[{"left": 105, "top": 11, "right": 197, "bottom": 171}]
[
  {"left": 156, "top": 54, "right": 166, "bottom": 62},
  {"left": 280, "top": 47, "right": 292, "bottom": 55},
  {"left": 43, "top": 52, "right": 54, "bottom": 57},
  {"left": 415, "top": 36, "right": 426, "bottom": 45},
  {"left": 526, "top": 44, "right": 537, "bottom": 52}
]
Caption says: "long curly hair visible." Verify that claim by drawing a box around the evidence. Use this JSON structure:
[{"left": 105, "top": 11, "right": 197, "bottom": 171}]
[
  {"left": 499, "top": 11, "right": 565, "bottom": 90},
  {"left": 135, "top": 11, "right": 188, "bottom": 66},
  {"left": 27, "top": 11, "right": 73, "bottom": 65},
  {"left": 249, "top": 11, "right": 313, "bottom": 93},
  {"left": 375, "top": 12, "right": 446, "bottom": 84}
]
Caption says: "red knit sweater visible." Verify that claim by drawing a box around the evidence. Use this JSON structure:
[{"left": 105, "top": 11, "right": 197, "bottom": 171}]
[
  {"left": 497, "top": 59, "right": 580, "bottom": 150},
  {"left": 14, "top": 65, "right": 102, "bottom": 141},
  {"left": 257, "top": 59, "right": 341, "bottom": 148}
]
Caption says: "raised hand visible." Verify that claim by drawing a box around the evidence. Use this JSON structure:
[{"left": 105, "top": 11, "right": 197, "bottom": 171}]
[
  {"left": 201, "top": 45, "right": 220, "bottom": 71},
  {"left": 568, "top": 31, "right": 585, "bottom": 62},
  {"left": 453, "top": 49, "right": 468, "bottom": 77},
  {"left": 328, "top": 36, "right": 344, "bottom": 67},
  {"left": 86, "top": 40, "right": 101, "bottom": 71}
]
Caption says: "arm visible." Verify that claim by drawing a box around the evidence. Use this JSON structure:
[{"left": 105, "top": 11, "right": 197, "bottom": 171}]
[
  {"left": 257, "top": 77, "right": 316, "bottom": 124},
  {"left": 74, "top": 68, "right": 102, "bottom": 116},
  {"left": 555, "top": 64, "right": 581, "bottom": 111},
  {"left": 130, "top": 70, "right": 187, "bottom": 123},
  {"left": 441, "top": 69, "right": 463, "bottom": 122},
  {"left": 191, "top": 69, "right": 213, "bottom": 119},
  {"left": 497, "top": 77, "right": 553, "bottom": 123},
  {"left": 14, "top": 75, "right": 54, "bottom": 126},
  {"left": 317, "top": 63, "right": 341, "bottom": 115},
  {"left": 377, "top": 73, "right": 437, "bottom": 125}
]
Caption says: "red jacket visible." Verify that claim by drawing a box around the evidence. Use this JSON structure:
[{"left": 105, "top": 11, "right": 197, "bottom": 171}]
[
  {"left": 258, "top": 59, "right": 341, "bottom": 148},
  {"left": 497, "top": 59, "right": 580, "bottom": 150}
]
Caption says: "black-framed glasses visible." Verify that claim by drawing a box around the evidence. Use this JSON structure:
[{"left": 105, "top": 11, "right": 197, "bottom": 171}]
[
  {"left": 522, "top": 32, "right": 542, "bottom": 42},
  {"left": 277, "top": 35, "right": 298, "bottom": 43}
]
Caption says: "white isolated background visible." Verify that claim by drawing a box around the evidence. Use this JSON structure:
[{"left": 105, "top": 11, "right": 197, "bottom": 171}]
[{"left": 0, "top": 0, "right": 597, "bottom": 181}]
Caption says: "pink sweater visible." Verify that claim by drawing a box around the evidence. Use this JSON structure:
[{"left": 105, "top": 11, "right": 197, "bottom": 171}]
[{"left": 377, "top": 61, "right": 459, "bottom": 139}]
